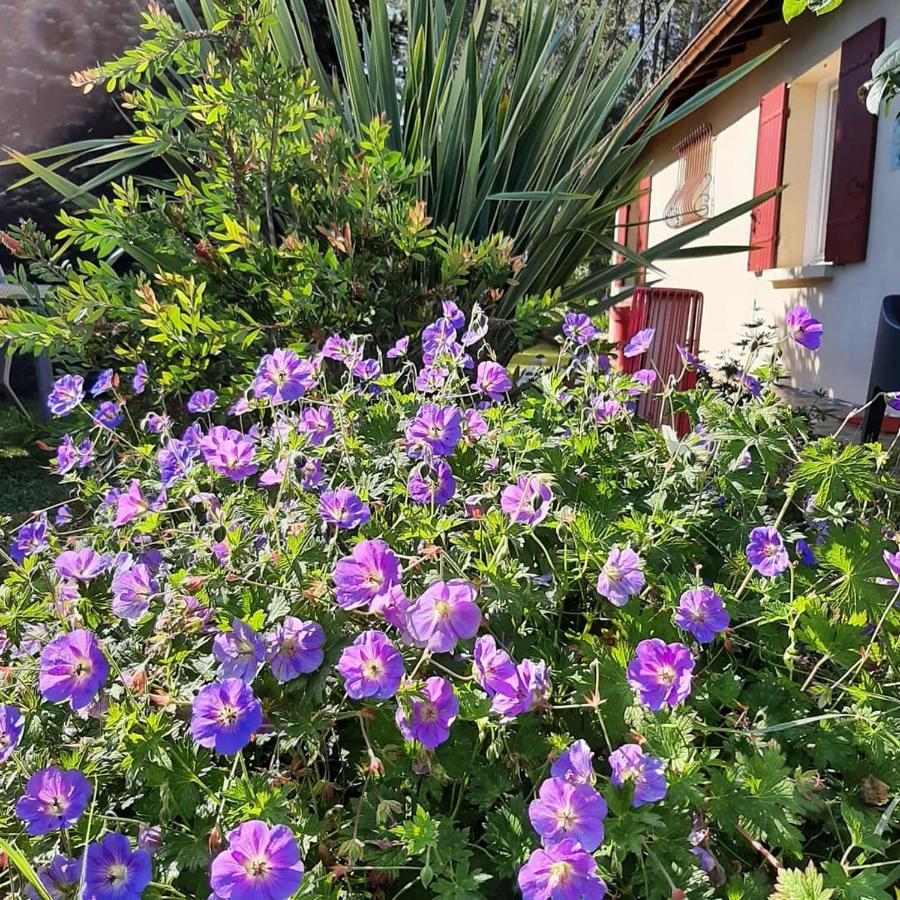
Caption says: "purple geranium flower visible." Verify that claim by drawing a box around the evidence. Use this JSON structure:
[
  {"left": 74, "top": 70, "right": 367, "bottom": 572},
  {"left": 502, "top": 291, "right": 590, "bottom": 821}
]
[
  {"left": 112, "top": 480, "right": 151, "bottom": 528},
  {"left": 112, "top": 563, "right": 158, "bottom": 622},
  {"left": 299, "top": 458, "right": 324, "bottom": 491},
  {"left": 609, "top": 743, "right": 667, "bottom": 807},
  {"left": 395, "top": 676, "right": 458, "bottom": 750},
  {"left": 9, "top": 515, "right": 48, "bottom": 564},
  {"left": 31, "top": 854, "right": 79, "bottom": 900},
  {"left": 474, "top": 361, "right": 512, "bottom": 401},
  {"left": 596, "top": 548, "right": 645, "bottom": 607},
  {"left": 55, "top": 505, "right": 72, "bottom": 526},
  {"left": 190, "top": 678, "right": 262, "bottom": 755},
  {"left": 338, "top": 630, "right": 405, "bottom": 700},
  {"left": 563, "top": 313, "right": 598, "bottom": 345},
  {"left": 39, "top": 629, "right": 109, "bottom": 710},
  {"left": 785, "top": 306, "right": 823, "bottom": 351},
  {"left": 674, "top": 588, "right": 730, "bottom": 644},
  {"left": 501, "top": 476, "right": 553, "bottom": 526},
  {"left": 55, "top": 548, "right": 109, "bottom": 582},
  {"left": 132, "top": 361, "right": 148, "bottom": 395},
  {"left": 83, "top": 833, "right": 152, "bottom": 900},
  {"left": 90, "top": 369, "right": 115, "bottom": 398},
  {"left": 370, "top": 585, "right": 411, "bottom": 633},
  {"left": 490, "top": 659, "right": 551, "bottom": 719},
  {"left": 627, "top": 639, "right": 694, "bottom": 711},
  {"left": 518, "top": 839, "right": 606, "bottom": 900},
  {"left": 796, "top": 539, "right": 817, "bottom": 567},
  {"left": 676, "top": 344, "right": 707, "bottom": 372},
  {"left": 158, "top": 439, "right": 196, "bottom": 487},
  {"left": 319, "top": 488, "right": 371, "bottom": 530},
  {"left": 47, "top": 375, "right": 85, "bottom": 417},
  {"left": 15, "top": 767, "right": 92, "bottom": 836},
  {"left": 253, "top": 348, "right": 314, "bottom": 404},
  {"left": 92, "top": 400, "right": 124, "bottom": 430},
  {"left": 551, "top": 740, "right": 595, "bottom": 786},
  {"left": 405, "top": 405, "right": 463, "bottom": 458},
  {"left": 416, "top": 365, "right": 448, "bottom": 394},
  {"left": 884, "top": 549, "right": 900, "bottom": 583},
  {"left": 408, "top": 460, "right": 457, "bottom": 506},
  {"left": 623, "top": 327, "right": 655, "bottom": 359},
  {"left": 442, "top": 300, "right": 466, "bottom": 329},
  {"left": 387, "top": 336, "right": 410, "bottom": 359},
  {"left": 56, "top": 435, "right": 77, "bottom": 474},
  {"left": 528, "top": 777, "right": 607, "bottom": 851},
  {"left": 266, "top": 618, "right": 325, "bottom": 682},
  {"left": 187, "top": 389, "right": 217, "bottom": 414},
  {"left": 333, "top": 539, "right": 401, "bottom": 610},
  {"left": 199, "top": 426, "right": 258, "bottom": 481},
  {"left": 214, "top": 620, "right": 267, "bottom": 682},
  {"left": 740, "top": 372, "right": 762, "bottom": 397},
  {"left": 406, "top": 579, "right": 481, "bottom": 653},
  {"left": 593, "top": 398, "right": 622, "bottom": 424},
  {"left": 473, "top": 635, "right": 517, "bottom": 697},
  {"left": 462, "top": 409, "right": 488, "bottom": 442},
  {"left": 210, "top": 820, "right": 303, "bottom": 900},
  {"left": 746, "top": 526, "right": 790, "bottom": 577},
  {"left": 299, "top": 406, "right": 334, "bottom": 446},
  {"left": 0, "top": 705, "right": 24, "bottom": 764}
]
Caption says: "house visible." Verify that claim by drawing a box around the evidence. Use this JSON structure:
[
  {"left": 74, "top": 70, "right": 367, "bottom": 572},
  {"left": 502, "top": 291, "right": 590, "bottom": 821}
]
[{"left": 618, "top": 0, "right": 900, "bottom": 406}]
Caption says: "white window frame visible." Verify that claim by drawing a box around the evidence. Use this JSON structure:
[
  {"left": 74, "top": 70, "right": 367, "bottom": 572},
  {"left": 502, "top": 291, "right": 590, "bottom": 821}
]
[{"left": 803, "top": 78, "right": 839, "bottom": 265}]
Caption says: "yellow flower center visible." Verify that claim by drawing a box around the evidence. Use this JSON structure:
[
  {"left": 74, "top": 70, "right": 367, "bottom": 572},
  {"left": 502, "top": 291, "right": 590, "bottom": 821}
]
[{"left": 548, "top": 861, "right": 572, "bottom": 887}]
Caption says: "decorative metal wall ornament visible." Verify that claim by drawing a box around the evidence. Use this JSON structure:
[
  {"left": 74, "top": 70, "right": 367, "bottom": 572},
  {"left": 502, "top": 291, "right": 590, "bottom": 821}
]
[{"left": 664, "top": 123, "right": 714, "bottom": 228}]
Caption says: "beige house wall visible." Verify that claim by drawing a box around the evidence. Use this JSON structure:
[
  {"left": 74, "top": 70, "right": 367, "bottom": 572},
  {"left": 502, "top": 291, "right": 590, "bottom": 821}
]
[{"left": 642, "top": 0, "right": 900, "bottom": 404}]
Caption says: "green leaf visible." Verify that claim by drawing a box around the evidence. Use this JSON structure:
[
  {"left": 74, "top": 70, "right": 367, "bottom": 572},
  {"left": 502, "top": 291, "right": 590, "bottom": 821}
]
[{"left": 772, "top": 862, "right": 834, "bottom": 900}]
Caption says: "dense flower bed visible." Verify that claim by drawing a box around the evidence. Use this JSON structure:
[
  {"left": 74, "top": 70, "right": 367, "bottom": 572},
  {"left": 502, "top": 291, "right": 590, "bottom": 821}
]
[{"left": 1, "top": 303, "right": 899, "bottom": 899}]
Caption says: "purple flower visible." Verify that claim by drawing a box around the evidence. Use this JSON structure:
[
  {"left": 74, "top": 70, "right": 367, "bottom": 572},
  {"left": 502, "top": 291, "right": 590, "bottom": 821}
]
[
  {"left": 632, "top": 368, "right": 657, "bottom": 392},
  {"left": 474, "top": 361, "right": 512, "bottom": 401},
  {"left": 462, "top": 305, "right": 489, "bottom": 346},
  {"left": 528, "top": 777, "right": 607, "bottom": 851},
  {"left": 405, "top": 405, "right": 462, "bottom": 458},
  {"left": 550, "top": 740, "right": 595, "bottom": 786},
  {"left": 624, "top": 327, "right": 654, "bottom": 359},
  {"left": 370, "top": 585, "right": 411, "bottom": 632},
  {"left": 692, "top": 846, "right": 717, "bottom": 873},
  {"left": 158, "top": 439, "right": 196, "bottom": 487},
  {"left": 47, "top": 375, "right": 85, "bottom": 417},
  {"left": 253, "top": 348, "right": 314, "bottom": 404},
  {"left": 30, "top": 854, "right": 79, "bottom": 900},
  {"left": 137, "top": 825, "right": 163, "bottom": 856},
  {"left": 416, "top": 365, "right": 448, "bottom": 394},
  {"left": 300, "top": 458, "right": 324, "bottom": 491},
  {"left": 442, "top": 300, "right": 466, "bottom": 329},
  {"left": 884, "top": 550, "right": 900, "bottom": 583},
  {"left": 39, "top": 630, "right": 108, "bottom": 710},
  {"left": 676, "top": 344, "right": 707, "bottom": 372},
  {"left": 113, "top": 480, "right": 151, "bottom": 528},
  {"left": 353, "top": 358, "right": 381, "bottom": 383},
  {"left": 395, "top": 676, "right": 458, "bottom": 749},
  {"left": 9, "top": 516, "right": 48, "bottom": 564},
  {"left": 796, "top": 539, "right": 817, "bottom": 567},
  {"left": 190, "top": 678, "right": 262, "bottom": 755},
  {"left": 501, "top": 476, "right": 553, "bottom": 526},
  {"left": 55, "top": 548, "right": 109, "bottom": 582},
  {"left": 132, "top": 361, "right": 148, "bottom": 395},
  {"left": 55, "top": 435, "right": 77, "bottom": 474},
  {"left": 387, "top": 336, "right": 410, "bottom": 359},
  {"left": 627, "top": 639, "right": 694, "bottom": 711},
  {"left": 83, "top": 832, "right": 152, "bottom": 900},
  {"left": 462, "top": 409, "right": 488, "bottom": 442},
  {"left": 266, "top": 618, "right": 325, "bottom": 682},
  {"left": 214, "top": 620, "right": 267, "bottom": 682},
  {"left": 563, "top": 313, "right": 599, "bottom": 345},
  {"left": 210, "top": 820, "right": 304, "bottom": 900},
  {"left": 112, "top": 563, "right": 158, "bottom": 622},
  {"left": 740, "top": 372, "right": 762, "bottom": 397},
  {"left": 333, "top": 540, "right": 401, "bottom": 610},
  {"left": 319, "top": 488, "right": 371, "bottom": 530},
  {"left": 596, "top": 548, "right": 645, "bottom": 607},
  {"left": 746, "top": 526, "right": 790, "bottom": 577},
  {"left": 473, "top": 635, "right": 517, "bottom": 697},
  {"left": 0, "top": 705, "right": 24, "bottom": 764},
  {"left": 338, "top": 630, "right": 405, "bottom": 700},
  {"left": 187, "top": 389, "right": 217, "bottom": 413},
  {"left": 15, "top": 767, "right": 92, "bottom": 836},
  {"left": 92, "top": 400, "right": 124, "bottom": 430},
  {"left": 199, "top": 426, "right": 258, "bottom": 481},
  {"left": 674, "top": 588, "right": 730, "bottom": 644},
  {"left": 299, "top": 407, "right": 334, "bottom": 446},
  {"left": 785, "top": 306, "right": 823, "bottom": 351},
  {"left": 408, "top": 460, "right": 457, "bottom": 506},
  {"left": 55, "top": 505, "right": 72, "bottom": 526},
  {"left": 609, "top": 743, "right": 667, "bottom": 807},
  {"left": 406, "top": 579, "right": 481, "bottom": 653},
  {"left": 490, "top": 659, "right": 550, "bottom": 718},
  {"left": 518, "top": 839, "right": 606, "bottom": 900},
  {"left": 592, "top": 398, "right": 622, "bottom": 424},
  {"left": 90, "top": 369, "right": 115, "bottom": 398}
]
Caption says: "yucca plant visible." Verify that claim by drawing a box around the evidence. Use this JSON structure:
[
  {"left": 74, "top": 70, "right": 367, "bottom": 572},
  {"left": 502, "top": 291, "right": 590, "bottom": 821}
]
[{"left": 2, "top": 0, "right": 777, "bottom": 337}]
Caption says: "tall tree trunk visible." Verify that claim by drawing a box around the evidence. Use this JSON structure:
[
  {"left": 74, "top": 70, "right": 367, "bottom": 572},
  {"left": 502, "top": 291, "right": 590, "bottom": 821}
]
[{"left": 689, "top": 0, "right": 703, "bottom": 39}]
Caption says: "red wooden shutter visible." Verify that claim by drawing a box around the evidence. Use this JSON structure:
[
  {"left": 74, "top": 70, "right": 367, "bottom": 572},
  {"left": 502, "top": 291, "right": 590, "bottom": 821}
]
[
  {"left": 824, "top": 19, "right": 886, "bottom": 265},
  {"left": 748, "top": 83, "right": 789, "bottom": 274},
  {"left": 635, "top": 176, "right": 652, "bottom": 284}
]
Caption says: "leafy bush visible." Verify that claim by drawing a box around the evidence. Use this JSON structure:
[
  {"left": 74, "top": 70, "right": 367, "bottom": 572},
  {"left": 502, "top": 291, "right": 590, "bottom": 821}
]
[
  {"left": 0, "top": 3, "right": 515, "bottom": 394},
  {"left": 1, "top": 303, "right": 898, "bottom": 899}
]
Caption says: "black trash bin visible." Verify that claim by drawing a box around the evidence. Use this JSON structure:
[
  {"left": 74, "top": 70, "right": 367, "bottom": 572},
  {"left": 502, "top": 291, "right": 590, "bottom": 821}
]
[{"left": 861, "top": 295, "right": 900, "bottom": 442}]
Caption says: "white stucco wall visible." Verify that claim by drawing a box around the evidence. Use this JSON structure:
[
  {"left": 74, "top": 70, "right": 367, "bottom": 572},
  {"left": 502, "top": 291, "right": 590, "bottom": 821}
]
[{"left": 642, "top": 0, "right": 900, "bottom": 404}]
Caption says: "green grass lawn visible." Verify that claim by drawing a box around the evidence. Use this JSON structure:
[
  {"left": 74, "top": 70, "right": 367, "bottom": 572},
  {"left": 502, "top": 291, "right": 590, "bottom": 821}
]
[{"left": 0, "top": 404, "right": 66, "bottom": 526}]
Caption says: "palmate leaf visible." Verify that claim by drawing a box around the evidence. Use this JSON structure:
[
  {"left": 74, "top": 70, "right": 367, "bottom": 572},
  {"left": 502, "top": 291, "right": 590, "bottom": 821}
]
[
  {"left": 772, "top": 862, "right": 834, "bottom": 900},
  {"left": 791, "top": 438, "right": 883, "bottom": 507}
]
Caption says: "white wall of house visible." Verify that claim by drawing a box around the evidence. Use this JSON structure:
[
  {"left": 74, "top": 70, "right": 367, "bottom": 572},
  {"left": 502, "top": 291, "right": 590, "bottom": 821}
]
[{"left": 642, "top": 0, "right": 900, "bottom": 404}]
